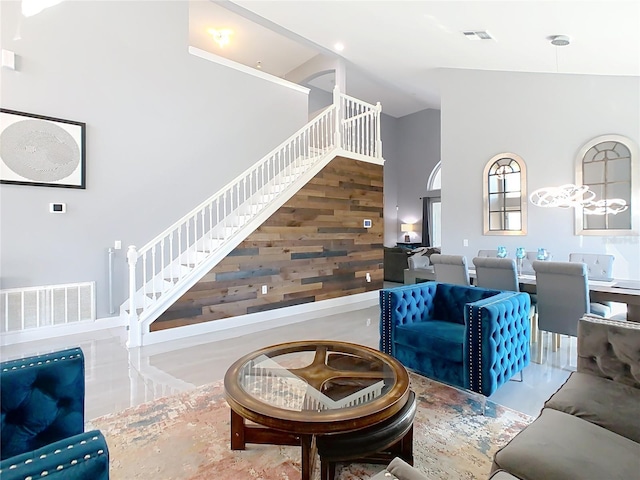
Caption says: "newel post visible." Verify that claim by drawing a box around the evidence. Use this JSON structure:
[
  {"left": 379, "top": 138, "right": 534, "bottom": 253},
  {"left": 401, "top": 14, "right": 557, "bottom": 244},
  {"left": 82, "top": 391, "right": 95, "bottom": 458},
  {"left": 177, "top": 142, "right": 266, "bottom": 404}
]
[
  {"left": 126, "top": 245, "right": 141, "bottom": 348},
  {"left": 333, "top": 85, "right": 342, "bottom": 149},
  {"left": 375, "top": 101, "right": 383, "bottom": 159}
]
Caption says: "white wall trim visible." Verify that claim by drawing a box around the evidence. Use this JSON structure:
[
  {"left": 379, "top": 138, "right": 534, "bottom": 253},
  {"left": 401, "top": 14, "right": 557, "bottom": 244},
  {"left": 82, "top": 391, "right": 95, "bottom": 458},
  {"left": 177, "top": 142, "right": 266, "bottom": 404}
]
[
  {"left": 140, "top": 290, "right": 379, "bottom": 347},
  {"left": 337, "top": 149, "right": 385, "bottom": 166},
  {"left": 188, "top": 46, "right": 310, "bottom": 95},
  {"left": 0, "top": 316, "right": 127, "bottom": 346}
]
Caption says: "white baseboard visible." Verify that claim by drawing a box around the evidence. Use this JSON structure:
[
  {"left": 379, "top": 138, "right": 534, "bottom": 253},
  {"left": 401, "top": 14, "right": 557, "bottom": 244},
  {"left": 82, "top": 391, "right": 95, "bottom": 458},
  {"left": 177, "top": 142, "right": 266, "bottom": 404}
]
[
  {"left": 139, "top": 290, "right": 379, "bottom": 347},
  {"left": 0, "top": 315, "right": 128, "bottom": 347}
]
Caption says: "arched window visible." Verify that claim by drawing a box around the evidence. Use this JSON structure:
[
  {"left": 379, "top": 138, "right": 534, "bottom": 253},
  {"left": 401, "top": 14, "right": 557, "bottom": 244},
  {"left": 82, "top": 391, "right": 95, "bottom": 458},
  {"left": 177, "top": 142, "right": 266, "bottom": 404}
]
[
  {"left": 423, "top": 162, "right": 441, "bottom": 246},
  {"left": 575, "top": 135, "right": 638, "bottom": 235},
  {"left": 427, "top": 162, "right": 441, "bottom": 191},
  {"left": 483, "top": 153, "right": 527, "bottom": 235}
]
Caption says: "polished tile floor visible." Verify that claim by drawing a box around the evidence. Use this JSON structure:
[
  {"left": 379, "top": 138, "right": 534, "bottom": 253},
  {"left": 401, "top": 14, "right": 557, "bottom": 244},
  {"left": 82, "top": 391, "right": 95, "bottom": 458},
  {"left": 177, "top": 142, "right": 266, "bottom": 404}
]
[{"left": 1, "top": 298, "right": 575, "bottom": 420}]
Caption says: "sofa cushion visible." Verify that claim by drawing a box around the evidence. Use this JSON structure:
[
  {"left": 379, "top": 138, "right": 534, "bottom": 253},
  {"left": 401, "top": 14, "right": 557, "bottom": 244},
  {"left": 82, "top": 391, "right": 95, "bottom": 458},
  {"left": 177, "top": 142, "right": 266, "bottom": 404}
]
[
  {"left": 492, "top": 408, "right": 640, "bottom": 480},
  {"left": 395, "top": 321, "right": 464, "bottom": 362},
  {"left": 544, "top": 371, "right": 640, "bottom": 443}
]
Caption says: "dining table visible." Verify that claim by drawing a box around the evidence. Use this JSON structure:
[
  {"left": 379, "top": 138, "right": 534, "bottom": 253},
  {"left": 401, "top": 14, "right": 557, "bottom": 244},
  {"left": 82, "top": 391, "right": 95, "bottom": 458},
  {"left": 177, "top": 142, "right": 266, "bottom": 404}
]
[
  {"left": 516, "top": 274, "right": 640, "bottom": 323},
  {"left": 403, "top": 267, "right": 640, "bottom": 322}
]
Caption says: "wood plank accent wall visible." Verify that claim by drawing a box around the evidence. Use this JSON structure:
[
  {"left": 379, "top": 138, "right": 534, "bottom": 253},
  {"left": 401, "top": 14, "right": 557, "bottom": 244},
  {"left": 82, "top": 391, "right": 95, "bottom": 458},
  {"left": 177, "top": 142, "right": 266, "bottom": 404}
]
[{"left": 152, "top": 156, "right": 384, "bottom": 332}]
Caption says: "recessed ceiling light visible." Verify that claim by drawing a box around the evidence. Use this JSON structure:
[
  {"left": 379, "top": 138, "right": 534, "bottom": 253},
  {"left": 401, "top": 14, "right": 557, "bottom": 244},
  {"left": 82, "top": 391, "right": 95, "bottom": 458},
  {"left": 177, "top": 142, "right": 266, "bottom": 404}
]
[
  {"left": 550, "top": 35, "right": 571, "bottom": 46},
  {"left": 334, "top": 42, "right": 345, "bottom": 52}
]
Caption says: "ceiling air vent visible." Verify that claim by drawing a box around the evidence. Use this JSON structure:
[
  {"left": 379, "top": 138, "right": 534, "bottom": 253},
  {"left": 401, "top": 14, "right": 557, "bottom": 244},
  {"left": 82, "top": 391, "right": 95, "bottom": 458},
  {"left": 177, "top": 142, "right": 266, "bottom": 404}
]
[{"left": 463, "top": 31, "right": 493, "bottom": 41}]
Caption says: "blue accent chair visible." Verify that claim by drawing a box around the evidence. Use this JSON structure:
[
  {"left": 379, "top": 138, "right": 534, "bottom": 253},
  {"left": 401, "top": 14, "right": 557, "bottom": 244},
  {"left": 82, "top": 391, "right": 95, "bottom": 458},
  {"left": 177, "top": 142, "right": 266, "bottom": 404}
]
[
  {"left": 380, "top": 282, "right": 531, "bottom": 396},
  {"left": 0, "top": 348, "right": 109, "bottom": 480}
]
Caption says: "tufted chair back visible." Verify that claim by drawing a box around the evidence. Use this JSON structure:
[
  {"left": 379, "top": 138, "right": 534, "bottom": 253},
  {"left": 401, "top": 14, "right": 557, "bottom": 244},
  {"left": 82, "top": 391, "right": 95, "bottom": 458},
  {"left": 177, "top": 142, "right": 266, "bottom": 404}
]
[
  {"left": 520, "top": 251, "right": 553, "bottom": 275},
  {"left": 577, "top": 315, "right": 640, "bottom": 388},
  {"left": 432, "top": 282, "right": 498, "bottom": 324},
  {"left": 477, "top": 249, "right": 499, "bottom": 258},
  {"left": 429, "top": 254, "right": 470, "bottom": 286},
  {"left": 473, "top": 257, "right": 519, "bottom": 292},
  {"left": 1, "top": 348, "right": 85, "bottom": 460},
  {"left": 568, "top": 253, "right": 614, "bottom": 281}
]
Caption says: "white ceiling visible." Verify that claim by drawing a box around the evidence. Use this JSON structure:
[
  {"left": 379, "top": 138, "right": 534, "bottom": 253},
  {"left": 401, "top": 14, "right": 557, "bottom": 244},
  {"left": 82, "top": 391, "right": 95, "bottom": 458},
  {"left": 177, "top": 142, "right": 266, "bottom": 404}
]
[
  {"left": 192, "top": 1, "right": 640, "bottom": 118},
  {"left": 189, "top": 1, "right": 319, "bottom": 77}
]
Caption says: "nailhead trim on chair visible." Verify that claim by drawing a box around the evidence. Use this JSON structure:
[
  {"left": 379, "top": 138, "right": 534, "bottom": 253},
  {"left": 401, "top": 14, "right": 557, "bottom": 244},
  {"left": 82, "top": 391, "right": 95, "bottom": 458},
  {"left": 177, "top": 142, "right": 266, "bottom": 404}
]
[
  {"left": 381, "top": 290, "right": 392, "bottom": 355},
  {"left": 467, "top": 293, "right": 524, "bottom": 395},
  {"left": 2, "top": 353, "right": 81, "bottom": 372},
  {"left": 0, "top": 435, "right": 105, "bottom": 478}
]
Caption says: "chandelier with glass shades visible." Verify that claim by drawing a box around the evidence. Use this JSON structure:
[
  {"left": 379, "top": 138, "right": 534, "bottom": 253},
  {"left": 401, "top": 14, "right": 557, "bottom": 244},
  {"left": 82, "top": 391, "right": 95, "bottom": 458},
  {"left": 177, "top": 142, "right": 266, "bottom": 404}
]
[{"left": 529, "top": 184, "right": 628, "bottom": 215}]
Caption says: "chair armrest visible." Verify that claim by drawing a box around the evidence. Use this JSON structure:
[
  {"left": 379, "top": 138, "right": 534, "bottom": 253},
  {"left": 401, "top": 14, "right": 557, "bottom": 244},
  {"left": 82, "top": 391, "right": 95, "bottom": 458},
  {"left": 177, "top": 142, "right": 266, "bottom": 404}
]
[
  {"left": 0, "top": 430, "right": 109, "bottom": 480},
  {"left": 369, "top": 457, "right": 428, "bottom": 480},
  {"left": 379, "top": 282, "right": 439, "bottom": 355},
  {"left": 577, "top": 314, "right": 640, "bottom": 388},
  {"left": 464, "top": 292, "right": 531, "bottom": 396}
]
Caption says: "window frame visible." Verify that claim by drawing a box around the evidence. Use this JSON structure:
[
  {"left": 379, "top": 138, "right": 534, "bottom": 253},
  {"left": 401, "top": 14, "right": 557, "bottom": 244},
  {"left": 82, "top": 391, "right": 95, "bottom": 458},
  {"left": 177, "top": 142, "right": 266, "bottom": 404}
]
[
  {"left": 574, "top": 134, "right": 639, "bottom": 236},
  {"left": 483, "top": 152, "right": 528, "bottom": 236}
]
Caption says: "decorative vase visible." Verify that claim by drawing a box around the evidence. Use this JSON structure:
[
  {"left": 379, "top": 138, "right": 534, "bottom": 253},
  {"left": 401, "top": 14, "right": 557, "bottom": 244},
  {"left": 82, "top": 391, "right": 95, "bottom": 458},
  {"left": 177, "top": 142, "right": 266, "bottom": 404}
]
[{"left": 515, "top": 247, "right": 525, "bottom": 274}]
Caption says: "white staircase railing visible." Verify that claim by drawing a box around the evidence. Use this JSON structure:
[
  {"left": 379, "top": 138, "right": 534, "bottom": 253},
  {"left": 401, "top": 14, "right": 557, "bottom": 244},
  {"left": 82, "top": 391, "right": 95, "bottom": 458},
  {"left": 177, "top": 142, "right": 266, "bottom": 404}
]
[{"left": 125, "top": 86, "right": 382, "bottom": 347}]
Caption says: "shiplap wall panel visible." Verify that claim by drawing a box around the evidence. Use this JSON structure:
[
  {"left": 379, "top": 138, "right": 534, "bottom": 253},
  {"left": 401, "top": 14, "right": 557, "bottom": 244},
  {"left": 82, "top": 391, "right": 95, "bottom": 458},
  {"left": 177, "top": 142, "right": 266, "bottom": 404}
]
[{"left": 152, "top": 156, "right": 383, "bottom": 332}]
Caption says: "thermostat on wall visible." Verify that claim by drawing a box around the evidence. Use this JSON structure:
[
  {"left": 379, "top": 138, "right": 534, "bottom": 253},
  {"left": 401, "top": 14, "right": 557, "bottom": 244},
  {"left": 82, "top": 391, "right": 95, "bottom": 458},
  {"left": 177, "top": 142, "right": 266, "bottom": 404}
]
[
  {"left": 49, "top": 203, "right": 66, "bottom": 213},
  {"left": 363, "top": 219, "right": 372, "bottom": 228}
]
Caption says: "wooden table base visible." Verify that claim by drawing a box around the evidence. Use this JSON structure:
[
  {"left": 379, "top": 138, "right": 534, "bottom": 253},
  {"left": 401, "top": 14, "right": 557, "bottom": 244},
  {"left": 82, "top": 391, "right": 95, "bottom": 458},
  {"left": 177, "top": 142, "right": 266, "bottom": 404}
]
[{"left": 230, "top": 409, "right": 316, "bottom": 480}]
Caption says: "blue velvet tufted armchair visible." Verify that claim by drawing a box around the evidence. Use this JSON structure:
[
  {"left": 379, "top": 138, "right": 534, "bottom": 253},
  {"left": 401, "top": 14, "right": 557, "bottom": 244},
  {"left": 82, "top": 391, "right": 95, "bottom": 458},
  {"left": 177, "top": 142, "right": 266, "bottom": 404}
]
[
  {"left": 0, "top": 348, "right": 109, "bottom": 480},
  {"left": 380, "top": 282, "right": 531, "bottom": 397}
]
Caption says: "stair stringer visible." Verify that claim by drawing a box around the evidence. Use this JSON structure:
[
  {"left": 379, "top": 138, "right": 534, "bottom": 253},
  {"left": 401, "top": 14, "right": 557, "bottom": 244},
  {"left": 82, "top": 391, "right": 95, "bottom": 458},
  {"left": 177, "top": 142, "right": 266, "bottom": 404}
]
[{"left": 136, "top": 146, "right": 351, "bottom": 336}]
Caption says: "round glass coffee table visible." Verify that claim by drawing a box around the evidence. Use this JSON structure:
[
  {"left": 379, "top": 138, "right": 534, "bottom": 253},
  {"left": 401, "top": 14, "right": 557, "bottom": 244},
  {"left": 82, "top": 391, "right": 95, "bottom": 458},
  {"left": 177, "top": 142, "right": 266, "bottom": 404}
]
[{"left": 224, "top": 340, "right": 410, "bottom": 480}]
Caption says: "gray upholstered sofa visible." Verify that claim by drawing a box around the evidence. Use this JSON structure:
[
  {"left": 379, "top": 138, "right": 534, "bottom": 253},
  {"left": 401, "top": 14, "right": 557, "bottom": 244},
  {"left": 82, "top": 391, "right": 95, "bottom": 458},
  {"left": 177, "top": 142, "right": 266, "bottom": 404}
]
[
  {"left": 384, "top": 247, "right": 409, "bottom": 283},
  {"left": 491, "top": 314, "right": 640, "bottom": 480}
]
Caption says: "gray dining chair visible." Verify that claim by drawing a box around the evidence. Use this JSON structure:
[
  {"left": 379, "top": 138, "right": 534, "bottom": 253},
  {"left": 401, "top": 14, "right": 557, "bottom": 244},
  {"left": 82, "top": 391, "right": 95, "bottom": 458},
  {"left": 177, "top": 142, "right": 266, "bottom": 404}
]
[
  {"left": 568, "top": 253, "right": 614, "bottom": 281},
  {"left": 568, "top": 253, "right": 614, "bottom": 316},
  {"left": 532, "top": 260, "right": 606, "bottom": 362},
  {"left": 473, "top": 257, "right": 537, "bottom": 343},
  {"left": 472, "top": 257, "right": 519, "bottom": 291},
  {"left": 429, "top": 254, "right": 470, "bottom": 286},
  {"left": 477, "top": 249, "right": 499, "bottom": 258},
  {"left": 520, "top": 251, "right": 553, "bottom": 275}
]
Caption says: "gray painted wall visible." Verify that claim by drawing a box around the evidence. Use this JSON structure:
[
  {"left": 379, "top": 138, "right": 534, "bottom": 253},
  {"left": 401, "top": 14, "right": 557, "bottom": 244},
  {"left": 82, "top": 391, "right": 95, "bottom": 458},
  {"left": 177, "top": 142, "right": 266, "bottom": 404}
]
[
  {"left": 0, "top": 1, "right": 309, "bottom": 317},
  {"left": 381, "top": 113, "right": 399, "bottom": 246},
  {"left": 439, "top": 69, "right": 640, "bottom": 279},
  {"left": 395, "top": 109, "right": 441, "bottom": 243},
  {"left": 382, "top": 109, "right": 441, "bottom": 245},
  {"left": 308, "top": 86, "right": 333, "bottom": 116}
]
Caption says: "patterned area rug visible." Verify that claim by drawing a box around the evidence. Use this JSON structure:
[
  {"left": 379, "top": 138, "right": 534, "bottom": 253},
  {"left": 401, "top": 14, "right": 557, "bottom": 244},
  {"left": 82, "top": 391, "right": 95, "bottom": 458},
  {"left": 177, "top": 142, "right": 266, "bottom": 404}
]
[{"left": 88, "top": 372, "right": 532, "bottom": 479}]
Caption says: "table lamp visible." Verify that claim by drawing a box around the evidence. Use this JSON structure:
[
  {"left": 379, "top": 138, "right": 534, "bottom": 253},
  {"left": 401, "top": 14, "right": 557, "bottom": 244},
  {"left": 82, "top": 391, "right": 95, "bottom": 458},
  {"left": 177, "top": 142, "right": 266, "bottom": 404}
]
[{"left": 401, "top": 224, "right": 414, "bottom": 242}]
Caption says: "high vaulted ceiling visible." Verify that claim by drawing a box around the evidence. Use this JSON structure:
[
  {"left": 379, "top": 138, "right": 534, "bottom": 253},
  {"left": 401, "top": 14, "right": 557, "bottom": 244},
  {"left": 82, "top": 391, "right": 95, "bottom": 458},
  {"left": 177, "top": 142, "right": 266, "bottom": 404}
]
[{"left": 191, "top": 1, "right": 640, "bottom": 118}]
